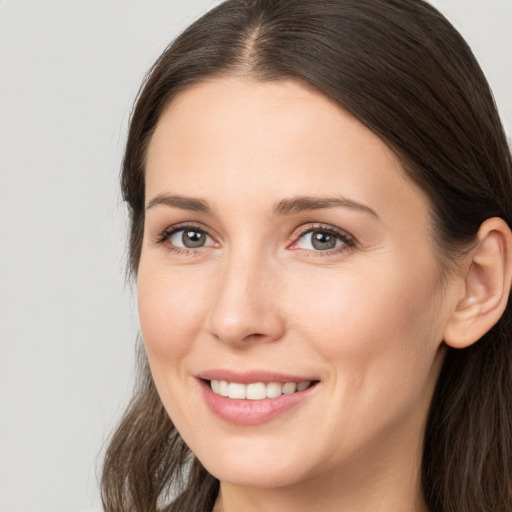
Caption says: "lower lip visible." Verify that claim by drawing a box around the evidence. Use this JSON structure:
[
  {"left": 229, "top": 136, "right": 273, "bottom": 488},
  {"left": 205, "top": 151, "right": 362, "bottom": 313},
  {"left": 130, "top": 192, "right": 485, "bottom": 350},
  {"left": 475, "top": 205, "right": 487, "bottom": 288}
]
[{"left": 199, "top": 380, "right": 319, "bottom": 425}]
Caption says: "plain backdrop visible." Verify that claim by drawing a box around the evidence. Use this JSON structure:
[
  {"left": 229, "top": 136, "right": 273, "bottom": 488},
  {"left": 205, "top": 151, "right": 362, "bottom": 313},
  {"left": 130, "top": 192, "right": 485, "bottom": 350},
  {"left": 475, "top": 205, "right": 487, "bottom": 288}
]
[{"left": 0, "top": 1, "right": 510, "bottom": 511}]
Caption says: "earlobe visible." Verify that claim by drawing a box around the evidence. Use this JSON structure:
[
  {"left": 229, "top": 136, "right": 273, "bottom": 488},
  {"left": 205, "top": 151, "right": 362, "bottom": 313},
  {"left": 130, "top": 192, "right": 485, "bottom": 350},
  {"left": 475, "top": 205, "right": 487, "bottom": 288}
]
[{"left": 443, "top": 217, "right": 512, "bottom": 349}]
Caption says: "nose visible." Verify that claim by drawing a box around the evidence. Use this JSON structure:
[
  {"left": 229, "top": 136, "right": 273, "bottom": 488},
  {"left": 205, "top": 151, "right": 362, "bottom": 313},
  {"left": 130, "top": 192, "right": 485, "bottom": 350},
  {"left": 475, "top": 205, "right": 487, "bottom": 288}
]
[{"left": 205, "top": 250, "right": 285, "bottom": 347}]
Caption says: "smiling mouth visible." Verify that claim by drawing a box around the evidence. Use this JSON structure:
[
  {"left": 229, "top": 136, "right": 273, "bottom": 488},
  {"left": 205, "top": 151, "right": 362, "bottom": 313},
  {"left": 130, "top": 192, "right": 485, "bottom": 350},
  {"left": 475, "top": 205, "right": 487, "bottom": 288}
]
[{"left": 208, "top": 379, "right": 316, "bottom": 400}]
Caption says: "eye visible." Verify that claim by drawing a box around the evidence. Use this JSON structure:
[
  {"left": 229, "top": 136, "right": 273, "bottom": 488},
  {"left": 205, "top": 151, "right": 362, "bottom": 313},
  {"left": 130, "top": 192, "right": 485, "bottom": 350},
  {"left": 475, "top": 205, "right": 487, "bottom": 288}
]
[
  {"left": 170, "top": 228, "right": 213, "bottom": 249},
  {"left": 290, "top": 225, "right": 355, "bottom": 253},
  {"left": 155, "top": 224, "right": 217, "bottom": 253}
]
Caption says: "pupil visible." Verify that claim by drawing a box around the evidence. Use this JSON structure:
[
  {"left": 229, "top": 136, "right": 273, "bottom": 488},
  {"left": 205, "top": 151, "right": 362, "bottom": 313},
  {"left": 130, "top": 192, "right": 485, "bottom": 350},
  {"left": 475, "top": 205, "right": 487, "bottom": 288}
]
[
  {"left": 183, "top": 230, "right": 205, "bottom": 248},
  {"left": 312, "top": 231, "right": 336, "bottom": 250}
]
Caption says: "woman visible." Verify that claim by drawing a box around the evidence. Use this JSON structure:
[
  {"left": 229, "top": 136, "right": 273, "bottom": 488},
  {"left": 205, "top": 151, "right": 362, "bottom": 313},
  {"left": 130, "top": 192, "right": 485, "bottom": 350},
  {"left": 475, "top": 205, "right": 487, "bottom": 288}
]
[{"left": 101, "top": 1, "right": 512, "bottom": 511}]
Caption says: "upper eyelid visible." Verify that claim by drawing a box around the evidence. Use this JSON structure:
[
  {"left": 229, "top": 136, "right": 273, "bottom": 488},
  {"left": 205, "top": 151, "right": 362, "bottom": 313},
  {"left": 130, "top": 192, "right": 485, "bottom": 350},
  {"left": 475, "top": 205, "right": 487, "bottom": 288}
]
[
  {"left": 153, "top": 222, "right": 217, "bottom": 247},
  {"left": 291, "top": 223, "right": 355, "bottom": 241},
  {"left": 162, "top": 222, "right": 215, "bottom": 237}
]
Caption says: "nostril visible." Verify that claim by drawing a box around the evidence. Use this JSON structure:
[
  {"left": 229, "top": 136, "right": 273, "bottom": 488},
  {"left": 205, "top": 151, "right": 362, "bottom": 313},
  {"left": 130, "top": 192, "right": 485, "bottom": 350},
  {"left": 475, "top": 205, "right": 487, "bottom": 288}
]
[{"left": 241, "top": 333, "right": 265, "bottom": 342}]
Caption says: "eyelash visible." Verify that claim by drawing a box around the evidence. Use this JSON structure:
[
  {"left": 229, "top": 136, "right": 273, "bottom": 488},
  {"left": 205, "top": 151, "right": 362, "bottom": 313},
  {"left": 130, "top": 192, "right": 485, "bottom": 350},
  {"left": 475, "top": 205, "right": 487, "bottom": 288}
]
[
  {"left": 154, "top": 222, "right": 216, "bottom": 256},
  {"left": 154, "top": 222, "right": 356, "bottom": 257},
  {"left": 289, "top": 223, "right": 356, "bottom": 257}
]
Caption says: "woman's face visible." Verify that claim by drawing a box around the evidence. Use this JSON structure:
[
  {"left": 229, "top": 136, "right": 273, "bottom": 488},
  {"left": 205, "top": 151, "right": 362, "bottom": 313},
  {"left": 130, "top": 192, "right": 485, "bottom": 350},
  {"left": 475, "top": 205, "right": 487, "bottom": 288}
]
[{"left": 138, "top": 78, "right": 455, "bottom": 490}]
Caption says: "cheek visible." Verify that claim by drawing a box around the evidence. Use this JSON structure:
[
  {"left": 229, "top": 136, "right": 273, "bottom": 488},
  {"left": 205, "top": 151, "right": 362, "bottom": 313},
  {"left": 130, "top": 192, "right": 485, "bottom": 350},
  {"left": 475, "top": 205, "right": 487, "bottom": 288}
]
[
  {"left": 137, "top": 262, "right": 212, "bottom": 431},
  {"left": 282, "top": 262, "right": 445, "bottom": 459},
  {"left": 289, "top": 259, "right": 443, "bottom": 380},
  {"left": 137, "top": 262, "right": 210, "bottom": 362}
]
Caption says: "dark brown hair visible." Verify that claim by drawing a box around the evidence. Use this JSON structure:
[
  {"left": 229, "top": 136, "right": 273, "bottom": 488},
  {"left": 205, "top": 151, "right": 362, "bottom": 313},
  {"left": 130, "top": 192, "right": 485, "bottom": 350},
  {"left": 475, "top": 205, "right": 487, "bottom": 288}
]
[{"left": 101, "top": 1, "right": 512, "bottom": 511}]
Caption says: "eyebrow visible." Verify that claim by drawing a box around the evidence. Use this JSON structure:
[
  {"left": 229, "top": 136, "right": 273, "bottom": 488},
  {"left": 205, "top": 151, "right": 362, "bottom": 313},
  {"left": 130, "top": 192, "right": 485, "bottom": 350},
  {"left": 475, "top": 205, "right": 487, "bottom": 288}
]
[
  {"left": 145, "top": 193, "right": 379, "bottom": 219},
  {"left": 146, "top": 194, "right": 212, "bottom": 213},
  {"left": 273, "top": 196, "right": 379, "bottom": 219}
]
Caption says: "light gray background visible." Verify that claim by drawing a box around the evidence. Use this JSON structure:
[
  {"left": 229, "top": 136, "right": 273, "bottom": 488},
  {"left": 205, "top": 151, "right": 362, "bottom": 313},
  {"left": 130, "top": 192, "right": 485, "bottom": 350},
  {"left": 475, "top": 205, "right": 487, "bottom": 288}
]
[{"left": 0, "top": 1, "right": 510, "bottom": 511}]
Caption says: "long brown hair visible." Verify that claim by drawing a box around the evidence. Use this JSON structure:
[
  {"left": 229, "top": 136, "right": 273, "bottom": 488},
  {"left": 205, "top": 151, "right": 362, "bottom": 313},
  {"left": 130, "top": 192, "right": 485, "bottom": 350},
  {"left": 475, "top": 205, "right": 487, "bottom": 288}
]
[{"left": 101, "top": 1, "right": 512, "bottom": 511}]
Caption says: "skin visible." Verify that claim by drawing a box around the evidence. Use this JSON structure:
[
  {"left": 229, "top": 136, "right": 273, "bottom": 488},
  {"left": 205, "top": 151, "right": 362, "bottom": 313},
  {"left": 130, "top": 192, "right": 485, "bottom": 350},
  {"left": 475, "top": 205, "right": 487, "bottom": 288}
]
[{"left": 138, "top": 77, "right": 465, "bottom": 512}]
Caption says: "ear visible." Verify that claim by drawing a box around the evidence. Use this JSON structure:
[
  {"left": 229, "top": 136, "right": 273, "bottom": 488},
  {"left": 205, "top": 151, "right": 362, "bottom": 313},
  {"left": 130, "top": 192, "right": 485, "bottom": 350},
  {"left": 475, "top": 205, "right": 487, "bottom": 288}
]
[{"left": 443, "top": 217, "right": 512, "bottom": 349}]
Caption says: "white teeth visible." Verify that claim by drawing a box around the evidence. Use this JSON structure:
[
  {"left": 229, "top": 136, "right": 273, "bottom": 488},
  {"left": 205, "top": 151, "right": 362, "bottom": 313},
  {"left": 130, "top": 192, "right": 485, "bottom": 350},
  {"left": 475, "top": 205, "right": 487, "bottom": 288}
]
[
  {"left": 219, "top": 380, "right": 229, "bottom": 397},
  {"left": 211, "top": 379, "right": 220, "bottom": 394},
  {"left": 246, "top": 382, "right": 267, "bottom": 400},
  {"left": 210, "top": 379, "right": 313, "bottom": 400},
  {"left": 297, "top": 381, "right": 311, "bottom": 391},
  {"left": 228, "top": 382, "right": 246, "bottom": 399},
  {"left": 282, "top": 382, "right": 297, "bottom": 394},
  {"left": 266, "top": 382, "right": 282, "bottom": 398}
]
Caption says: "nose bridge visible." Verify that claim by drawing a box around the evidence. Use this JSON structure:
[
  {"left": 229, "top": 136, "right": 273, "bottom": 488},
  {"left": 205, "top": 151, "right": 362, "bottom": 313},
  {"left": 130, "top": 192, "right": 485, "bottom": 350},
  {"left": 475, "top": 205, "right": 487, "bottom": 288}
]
[{"left": 206, "top": 242, "right": 283, "bottom": 346}]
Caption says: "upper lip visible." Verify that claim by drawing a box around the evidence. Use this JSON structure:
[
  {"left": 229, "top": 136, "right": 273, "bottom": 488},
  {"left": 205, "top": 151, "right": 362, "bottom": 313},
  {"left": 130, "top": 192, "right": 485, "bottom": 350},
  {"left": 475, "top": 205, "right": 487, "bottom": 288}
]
[{"left": 196, "top": 369, "right": 319, "bottom": 384}]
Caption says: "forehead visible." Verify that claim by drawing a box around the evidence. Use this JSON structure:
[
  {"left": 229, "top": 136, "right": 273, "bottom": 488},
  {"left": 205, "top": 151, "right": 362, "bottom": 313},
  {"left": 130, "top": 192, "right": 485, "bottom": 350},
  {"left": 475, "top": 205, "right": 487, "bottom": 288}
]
[{"left": 145, "top": 77, "right": 431, "bottom": 228}]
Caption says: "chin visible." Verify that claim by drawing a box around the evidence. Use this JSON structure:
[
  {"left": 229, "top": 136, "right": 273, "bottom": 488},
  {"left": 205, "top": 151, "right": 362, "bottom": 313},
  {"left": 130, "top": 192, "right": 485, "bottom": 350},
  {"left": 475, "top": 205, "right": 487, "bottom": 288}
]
[
  {"left": 202, "top": 456, "right": 308, "bottom": 489},
  {"left": 187, "top": 435, "right": 313, "bottom": 489}
]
